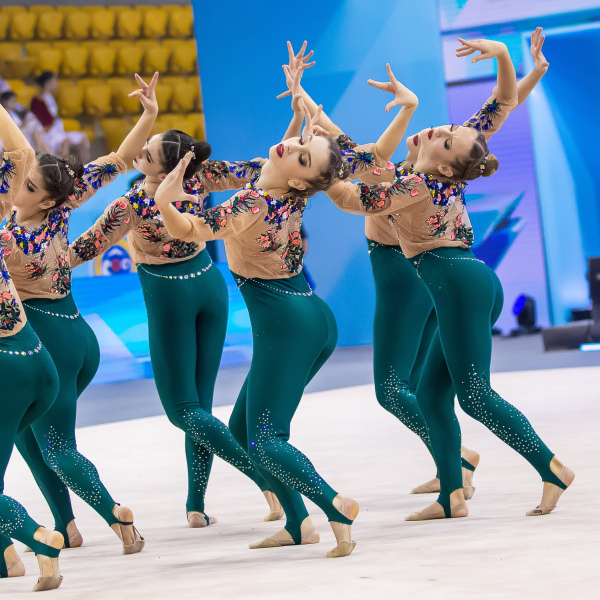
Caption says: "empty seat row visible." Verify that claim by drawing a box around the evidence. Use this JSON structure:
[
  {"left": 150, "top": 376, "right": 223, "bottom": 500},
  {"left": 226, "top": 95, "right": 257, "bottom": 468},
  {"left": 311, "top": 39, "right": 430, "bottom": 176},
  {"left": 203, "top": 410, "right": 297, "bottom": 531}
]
[
  {"left": 0, "top": 40, "right": 197, "bottom": 78},
  {"left": 57, "top": 76, "right": 202, "bottom": 118},
  {"left": 0, "top": 5, "right": 193, "bottom": 42}
]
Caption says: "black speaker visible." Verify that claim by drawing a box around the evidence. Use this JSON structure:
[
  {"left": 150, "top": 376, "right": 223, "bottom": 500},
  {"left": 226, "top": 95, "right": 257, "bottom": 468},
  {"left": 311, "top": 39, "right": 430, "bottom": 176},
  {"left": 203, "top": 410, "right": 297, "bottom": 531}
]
[{"left": 589, "top": 257, "right": 600, "bottom": 299}]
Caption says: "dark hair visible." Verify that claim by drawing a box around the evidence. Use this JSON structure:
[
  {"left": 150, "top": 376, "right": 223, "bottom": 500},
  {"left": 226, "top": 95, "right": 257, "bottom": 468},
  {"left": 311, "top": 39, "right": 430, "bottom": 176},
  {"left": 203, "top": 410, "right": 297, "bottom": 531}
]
[
  {"left": 35, "top": 71, "right": 57, "bottom": 89},
  {"left": 37, "top": 154, "right": 85, "bottom": 207},
  {"left": 445, "top": 133, "right": 499, "bottom": 182},
  {"left": 289, "top": 136, "right": 351, "bottom": 199},
  {"left": 0, "top": 91, "right": 17, "bottom": 105},
  {"left": 160, "top": 130, "right": 211, "bottom": 179}
]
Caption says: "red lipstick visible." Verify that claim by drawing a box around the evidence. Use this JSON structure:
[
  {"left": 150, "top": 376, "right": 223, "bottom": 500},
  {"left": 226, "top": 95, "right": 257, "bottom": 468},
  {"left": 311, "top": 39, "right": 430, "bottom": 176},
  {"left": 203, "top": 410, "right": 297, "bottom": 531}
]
[
  {"left": 413, "top": 134, "right": 418, "bottom": 146},
  {"left": 276, "top": 143, "right": 284, "bottom": 158},
  {"left": 427, "top": 129, "right": 433, "bottom": 140}
]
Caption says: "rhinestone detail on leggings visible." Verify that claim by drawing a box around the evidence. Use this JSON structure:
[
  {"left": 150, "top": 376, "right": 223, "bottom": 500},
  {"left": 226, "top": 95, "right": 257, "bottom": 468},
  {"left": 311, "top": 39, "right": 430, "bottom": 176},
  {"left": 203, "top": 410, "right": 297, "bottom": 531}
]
[{"left": 137, "top": 260, "right": 213, "bottom": 280}]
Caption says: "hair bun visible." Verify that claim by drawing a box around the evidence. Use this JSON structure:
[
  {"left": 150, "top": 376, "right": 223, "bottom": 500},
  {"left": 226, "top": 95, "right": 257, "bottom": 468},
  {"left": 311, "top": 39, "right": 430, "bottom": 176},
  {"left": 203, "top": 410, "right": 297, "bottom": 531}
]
[
  {"left": 63, "top": 155, "right": 85, "bottom": 180},
  {"left": 481, "top": 153, "right": 499, "bottom": 177}
]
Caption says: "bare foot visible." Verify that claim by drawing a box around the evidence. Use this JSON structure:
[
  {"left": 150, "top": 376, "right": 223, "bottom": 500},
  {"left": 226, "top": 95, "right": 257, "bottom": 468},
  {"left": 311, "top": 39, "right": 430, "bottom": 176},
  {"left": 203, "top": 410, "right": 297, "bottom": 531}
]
[
  {"left": 263, "top": 490, "right": 284, "bottom": 522},
  {"left": 32, "top": 527, "right": 63, "bottom": 591},
  {"left": 187, "top": 511, "right": 217, "bottom": 528},
  {"left": 327, "top": 495, "right": 359, "bottom": 558},
  {"left": 3, "top": 544, "right": 25, "bottom": 577},
  {"left": 64, "top": 520, "right": 83, "bottom": 548},
  {"left": 110, "top": 504, "right": 145, "bottom": 554},
  {"left": 526, "top": 456, "right": 575, "bottom": 516},
  {"left": 406, "top": 488, "right": 468, "bottom": 521},
  {"left": 249, "top": 516, "right": 319, "bottom": 549}
]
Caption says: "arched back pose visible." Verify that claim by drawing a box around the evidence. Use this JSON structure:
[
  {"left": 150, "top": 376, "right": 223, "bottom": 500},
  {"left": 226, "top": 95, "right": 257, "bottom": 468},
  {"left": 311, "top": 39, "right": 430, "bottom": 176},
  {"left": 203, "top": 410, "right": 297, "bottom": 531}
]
[
  {"left": 281, "top": 30, "right": 550, "bottom": 499},
  {"left": 68, "top": 130, "right": 281, "bottom": 528},
  {"left": 0, "top": 102, "right": 64, "bottom": 591},
  {"left": 323, "top": 36, "right": 574, "bottom": 520},
  {"left": 2, "top": 74, "right": 160, "bottom": 555},
  {"left": 152, "top": 68, "right": 359, "bottom": 558}
]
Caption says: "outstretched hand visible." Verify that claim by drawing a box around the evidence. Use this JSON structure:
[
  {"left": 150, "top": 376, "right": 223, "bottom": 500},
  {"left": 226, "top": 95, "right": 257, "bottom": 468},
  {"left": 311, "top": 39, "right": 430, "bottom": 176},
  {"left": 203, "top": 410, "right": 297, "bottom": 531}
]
[
  {"left": 301, "top": 102, "right": 328, "bottom": 137},
  {"left": 367, "top": 64, "right": 418, "bottom": 112},
  {"left": 155, "top": 152, "right": 191, "bottom": 208},
  {"left": 530, "top": 27, "right": 549, "bottom": 70},
  {"left": 455, "top": 38, "right": 508, "bottom": 62},
  {"left": 128, "top": 72, "right": 159, "bottom": 114},
  {"left": 277, "top": 40, "right": 315, "bottom": 99}
]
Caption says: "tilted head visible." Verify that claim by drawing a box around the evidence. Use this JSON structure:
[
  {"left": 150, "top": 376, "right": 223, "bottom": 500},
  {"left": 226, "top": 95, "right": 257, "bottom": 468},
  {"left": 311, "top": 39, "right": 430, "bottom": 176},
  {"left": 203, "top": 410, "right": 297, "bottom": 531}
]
[
  {"left": 15, "top": 154, "right": 85, "bottom": 213},
  {"left": 267, "top": 135, "right": 350, "bottom": 198},
  {"left": 35, "top": 71, "right": 58, "bottom": 94},
  {"left": 409, "top": 125, "right": 498, "bottom": 182},
  {"left": 132, "top": 130, "right": 211, "bottom": 181}
]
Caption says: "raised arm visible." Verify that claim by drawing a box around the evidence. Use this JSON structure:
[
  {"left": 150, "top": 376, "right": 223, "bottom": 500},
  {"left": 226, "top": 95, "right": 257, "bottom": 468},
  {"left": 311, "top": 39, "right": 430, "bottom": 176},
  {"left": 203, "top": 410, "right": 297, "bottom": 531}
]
[
  {"left": 115, "top": 72, "right": 159, "bottom": 165},
  {"left": 69, "top": 198, "right": 135, "bottom": 267},
  {"left": 155, "top": 154, "right": 256, "bottom": 242},
  {"left": 366, "top": 64, "right": 418, "bottom": 162},
  {"left": 0, "top": 102, "right": 31, "bottom": 152},
  {"left": 517, "top": 27, "right": 549, "bottom": 107},
  {"left": 457, "top": 38, "right": 519, "bottom": 140}
]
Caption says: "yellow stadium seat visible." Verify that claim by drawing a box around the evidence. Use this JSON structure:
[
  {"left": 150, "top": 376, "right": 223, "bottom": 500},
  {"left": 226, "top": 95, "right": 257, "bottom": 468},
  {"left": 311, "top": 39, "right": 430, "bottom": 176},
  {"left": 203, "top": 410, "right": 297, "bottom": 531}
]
[
  {"left": 24, "top": 41, "right": 53, "bottom": 58},
  {"left": 0, "top": 42, "right": 34, "bottom": 78},
  {"left": 184, "top": 113, "right": 206, "bottom": 141},
  {"left": 167, "top": 5, "right": 194, "bottom": 38},
  {"left": 0, "top": 14, "right": 9, "bottom": 41},
  {"left": 168, "top": 40, "right": 197, "bottom": 75},
  {"left": 142, "top": 44, "right": 171, "bottom": 75},
  {"left": 142, "top": 7, "right": 168, "bottom": 39},
  {"left": 61, "top": 117, "right": 80, "bottom": 131},
  {"left": 108, "top": 77, "right": 140, "bottom": 116},
  {"left": 154, "top": 80, "right": 173, "bottom": 113},
  {"left": 36, "top": 9, "right": 64, "bottom": 41},
  {"left": 115, "top": 8, "right": 142, "bottom": 39},
  {"left": 1, "top": 7, "right": 26, "bottom": 17},
  {"left": 157, "top": 114, "right": 181, "bottom": 132},
  {"left": 101, "top": 118, "right": 132, "bottom": 153},
  {"left": 7, "top": 11, "right": 37, "bottom": 41},
  {"left": 169, "top": 79, "right": 199, "bottom": 113},
  {"left": 61, "top": 45, "right": 89, "bottom": 78},
  {"left": 34, "top": 47, "right": 63, "bottom": 76},
  {"left": 88, "top": 8, "right": 116, "bottom": 40},
  {"left": 63, "top": 9, "right": 91, "bottom": 41},
  {"left": 5, "top": 80, "right": 37, "bottom": 107},
  {"left": 89, "top": 46, "right": 117, "bottom": 77},
  {"left": 57, "top": 83, "right": 84, "bottom": 118},
  {"left": 28, "top": 6, "right": 53, "bottom": 15},
  {"left": 114, "top": 44, "right": 144, "bottom": 77},
  {"left": 83, "top": 82, "right": 112, "bottom": 117}
]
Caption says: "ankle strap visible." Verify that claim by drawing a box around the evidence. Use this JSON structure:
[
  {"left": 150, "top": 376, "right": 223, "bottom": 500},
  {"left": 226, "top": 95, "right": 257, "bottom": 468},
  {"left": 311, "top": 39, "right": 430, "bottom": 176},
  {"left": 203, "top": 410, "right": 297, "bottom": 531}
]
[{"left": 28, "top": 539, "right": 60, "bottom": 558}]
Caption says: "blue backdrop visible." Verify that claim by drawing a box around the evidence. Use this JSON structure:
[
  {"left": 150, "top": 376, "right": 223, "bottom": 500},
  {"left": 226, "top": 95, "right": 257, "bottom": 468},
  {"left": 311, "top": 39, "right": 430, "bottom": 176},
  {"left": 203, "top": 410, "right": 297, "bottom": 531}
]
[{"left": 192, "top": 0, "right": 448, "bottom": 346}]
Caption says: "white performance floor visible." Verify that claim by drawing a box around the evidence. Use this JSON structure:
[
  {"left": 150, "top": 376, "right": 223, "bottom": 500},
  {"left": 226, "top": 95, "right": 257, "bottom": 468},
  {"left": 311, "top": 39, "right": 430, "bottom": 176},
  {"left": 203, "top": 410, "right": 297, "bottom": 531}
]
[{"left": 3, "top": 366, "right": 599, "bottom": 599}]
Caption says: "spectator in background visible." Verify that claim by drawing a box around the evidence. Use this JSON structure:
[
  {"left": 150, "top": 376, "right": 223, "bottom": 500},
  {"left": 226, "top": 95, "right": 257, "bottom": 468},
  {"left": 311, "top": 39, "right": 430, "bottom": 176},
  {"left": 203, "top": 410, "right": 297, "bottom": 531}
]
[
  {"left": 30, "top": 71, "right": 90, "bottom": 163},
  {"left": 0, "top": 90, "right": 49, "bottom": 154}
]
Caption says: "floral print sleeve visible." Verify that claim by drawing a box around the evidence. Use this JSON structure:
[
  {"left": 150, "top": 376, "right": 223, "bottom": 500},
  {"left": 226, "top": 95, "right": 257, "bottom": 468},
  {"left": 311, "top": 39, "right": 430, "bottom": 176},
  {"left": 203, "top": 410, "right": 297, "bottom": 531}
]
[
  {"left": 196, "top": 159, "right": 264, "bottom": 194},
  {"left": 180, "top": 189, "right": 260, "bottom": 243},
  {"left": 462, "top": 86, "right": 518, "bottom": 141},
  {"left": 65, "top": 152, "right": 128, "bottom": 210},
  {"left": 0, "top": 149, "right": 35, "bottom": 219},
  {"left": 69, "top": 197, "right": 135, "bottom": 266},
  {"left": 329, "top": 169, "right": 427, "bottom": 216}
]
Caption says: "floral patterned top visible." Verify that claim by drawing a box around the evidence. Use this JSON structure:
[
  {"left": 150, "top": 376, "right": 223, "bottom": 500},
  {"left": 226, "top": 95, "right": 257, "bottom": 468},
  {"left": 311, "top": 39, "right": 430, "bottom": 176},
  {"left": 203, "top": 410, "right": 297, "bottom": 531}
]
[
  {"left": 0, "top": 149, "right": 35, "bottom": 337},
  {"left": 331, "top": 86, "right": 518, "bottom": 256},
  {"left": 178, "top": 174, "right": 309, "bottom": 280},
  {"left": 0, "top": 153, "right": 127, "bottom": 302},
  {"left": 69, "top": 159, "right": 263, "bottom": 268}
]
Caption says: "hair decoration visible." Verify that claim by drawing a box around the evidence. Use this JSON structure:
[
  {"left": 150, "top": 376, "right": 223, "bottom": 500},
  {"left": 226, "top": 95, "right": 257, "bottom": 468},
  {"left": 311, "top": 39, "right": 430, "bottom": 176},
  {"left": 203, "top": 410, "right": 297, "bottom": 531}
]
[
  {"left": 65, "top": 165, "right": 75, "bottom": 178},
  {"left": 479, "top": 156, "right": 488, "bottom": 172}
]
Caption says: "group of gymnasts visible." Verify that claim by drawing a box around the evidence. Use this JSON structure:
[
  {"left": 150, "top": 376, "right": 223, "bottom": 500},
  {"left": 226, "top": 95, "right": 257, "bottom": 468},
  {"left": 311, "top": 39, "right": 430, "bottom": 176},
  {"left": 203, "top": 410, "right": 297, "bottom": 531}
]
[{"left": 0, "top": 28, "right": 574, "bottom": 592}]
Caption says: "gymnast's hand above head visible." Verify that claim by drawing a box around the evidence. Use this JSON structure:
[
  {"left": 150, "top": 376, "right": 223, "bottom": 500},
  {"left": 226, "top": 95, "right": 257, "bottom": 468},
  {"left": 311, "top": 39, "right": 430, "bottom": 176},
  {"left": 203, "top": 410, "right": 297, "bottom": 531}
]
[
  {"left": 277, "top": 40, "right": 315, "bottom": 100},
  {"left": 128, "top": 72, "right": 159, "bottom": 115},
  {"left": 368, "top": 63, "right": 418, "bottom": 113},
  {"left": 455, "top": 38, "right": 509, "bottom": 62},
  {"left": 154, "top": 152, "right": 195, "bottom": 239},
  {"left": 530, "top": 26, "right": 549, "bottom": 72}
]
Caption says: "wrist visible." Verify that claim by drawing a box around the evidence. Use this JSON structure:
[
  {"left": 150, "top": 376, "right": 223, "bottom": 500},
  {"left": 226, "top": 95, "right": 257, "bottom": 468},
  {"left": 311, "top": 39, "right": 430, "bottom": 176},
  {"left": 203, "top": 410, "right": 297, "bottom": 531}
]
[{"left": 533, "top": 64, "right": 548, "bottom": 74}]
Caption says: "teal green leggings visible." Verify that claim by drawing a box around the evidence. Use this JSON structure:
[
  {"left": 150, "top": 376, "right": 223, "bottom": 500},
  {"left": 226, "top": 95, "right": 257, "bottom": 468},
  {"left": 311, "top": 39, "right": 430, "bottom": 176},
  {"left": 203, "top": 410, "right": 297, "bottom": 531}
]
[
  {"left": 15, "top": 293, "right": 121, "bottom": 536},
  {"left": 410, "top": 247, "right": 563, "bottom": 515},
  {"left": 138, "top": 249, "right": 268, "bottom": 515},
  {"left": 369, "top": 240, "right": 474, "bottom": 476},
  {"left": 0, "top": 323, "right": 62, "bottom": 575},
  {"left": 229, "top": 271, "right": 352, "bottom": 545}
]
